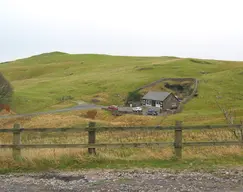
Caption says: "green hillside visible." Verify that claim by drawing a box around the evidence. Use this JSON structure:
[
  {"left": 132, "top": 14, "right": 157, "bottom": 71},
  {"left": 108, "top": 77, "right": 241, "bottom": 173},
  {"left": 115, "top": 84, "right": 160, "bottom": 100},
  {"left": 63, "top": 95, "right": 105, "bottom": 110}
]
[{"left": 1, "top": 52, "right": 243, "bottom": 122}]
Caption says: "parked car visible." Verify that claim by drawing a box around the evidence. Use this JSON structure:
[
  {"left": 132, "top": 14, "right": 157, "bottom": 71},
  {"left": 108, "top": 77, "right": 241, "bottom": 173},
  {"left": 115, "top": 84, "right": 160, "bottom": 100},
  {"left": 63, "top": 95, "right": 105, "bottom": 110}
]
[
  {"left": 108, "top": 105, "right": 118, "bottom": 111},
  {"left": 147, "top": 109, "right": 158, "bottom": 116},
  {"left": 132, "top": 107, "right": 143, "bottom": 112}
]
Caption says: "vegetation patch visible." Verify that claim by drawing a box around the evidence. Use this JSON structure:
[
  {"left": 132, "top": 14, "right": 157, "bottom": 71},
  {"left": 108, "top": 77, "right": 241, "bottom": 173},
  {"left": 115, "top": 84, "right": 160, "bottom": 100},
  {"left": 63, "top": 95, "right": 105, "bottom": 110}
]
[
  {"left": 0, "top": 61, "right": 11, "bottom": 65},
  {"left": 0, "top": 72, "right": 13, "bottom": 105},
  {"left": 126, "top": 90, "right": 143, "bottom": 105},
  {"left": 1, "top": 152, "right": 243, "bottom": 174},
  {"left": 57, "top": 95, "right": 74, "bottom": 102},
  {"left": 190, "top": 59, "right": 212, "bottom": 64},
  {"left": 163, "top": 80, "right": 195, "bottom": 98}
]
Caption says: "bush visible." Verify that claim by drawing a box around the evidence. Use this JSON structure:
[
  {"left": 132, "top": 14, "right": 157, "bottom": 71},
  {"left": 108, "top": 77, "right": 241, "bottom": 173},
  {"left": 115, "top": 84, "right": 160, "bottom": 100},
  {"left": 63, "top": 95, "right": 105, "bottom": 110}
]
[
  {"left": 126, "top": 91, "right": 142, "bottom": 103},
  {"left": 0, "top": 72, "right": 13, "bottom": 104},
  {"left": 57, "top": 95, "right": 74, "bottom": 102}
]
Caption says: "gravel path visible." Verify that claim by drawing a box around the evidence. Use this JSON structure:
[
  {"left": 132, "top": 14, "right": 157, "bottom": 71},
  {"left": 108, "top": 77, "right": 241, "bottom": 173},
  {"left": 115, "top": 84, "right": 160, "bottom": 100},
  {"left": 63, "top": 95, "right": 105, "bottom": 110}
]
[{"left": 0, "top": 168, "right": 243, "bottom": 192}]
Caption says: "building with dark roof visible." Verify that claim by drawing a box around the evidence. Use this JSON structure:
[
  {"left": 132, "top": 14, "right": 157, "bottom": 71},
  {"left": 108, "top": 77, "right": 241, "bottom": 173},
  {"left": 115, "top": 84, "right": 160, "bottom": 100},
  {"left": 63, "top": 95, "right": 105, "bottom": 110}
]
[{"left": 141, "top": 91, "right": 179, "bottom": 109}]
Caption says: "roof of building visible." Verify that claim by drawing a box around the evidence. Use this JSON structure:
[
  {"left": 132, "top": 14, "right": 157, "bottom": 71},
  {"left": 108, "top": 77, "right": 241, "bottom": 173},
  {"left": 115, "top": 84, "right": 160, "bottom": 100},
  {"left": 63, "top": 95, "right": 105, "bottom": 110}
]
[{"left": 142, "top": 91, "right": 171, "bottom": 101}]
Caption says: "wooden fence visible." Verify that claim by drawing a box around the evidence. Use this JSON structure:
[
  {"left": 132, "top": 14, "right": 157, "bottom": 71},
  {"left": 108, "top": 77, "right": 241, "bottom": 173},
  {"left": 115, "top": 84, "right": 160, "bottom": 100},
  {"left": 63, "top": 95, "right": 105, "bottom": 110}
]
[{"left": 0, "top": 121, "right": 243, "bottom": 160}]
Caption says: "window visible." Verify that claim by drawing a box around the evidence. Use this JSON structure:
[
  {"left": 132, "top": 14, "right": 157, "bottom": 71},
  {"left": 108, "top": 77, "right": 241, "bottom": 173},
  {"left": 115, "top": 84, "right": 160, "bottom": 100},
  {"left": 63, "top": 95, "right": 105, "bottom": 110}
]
[{"left": 146, "top": 100, "right": 151, "bottom": 105}]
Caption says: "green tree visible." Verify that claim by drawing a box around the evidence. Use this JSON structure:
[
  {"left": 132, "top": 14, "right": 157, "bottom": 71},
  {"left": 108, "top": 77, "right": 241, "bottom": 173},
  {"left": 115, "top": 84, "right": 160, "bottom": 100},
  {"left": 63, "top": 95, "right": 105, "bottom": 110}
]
[{"left": 126, "top": 90, "right": 142, "bottom": 103}]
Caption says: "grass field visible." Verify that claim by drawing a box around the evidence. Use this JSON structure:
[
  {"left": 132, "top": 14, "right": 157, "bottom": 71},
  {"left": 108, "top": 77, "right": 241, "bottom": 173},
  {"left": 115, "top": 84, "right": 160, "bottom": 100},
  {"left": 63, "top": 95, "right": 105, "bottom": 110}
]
[
  {"left": 0, "top": 52, "right": 242, "bottom": 118},
  {"left": 1, "top": 52, "right": 243, "bottom": 172}
]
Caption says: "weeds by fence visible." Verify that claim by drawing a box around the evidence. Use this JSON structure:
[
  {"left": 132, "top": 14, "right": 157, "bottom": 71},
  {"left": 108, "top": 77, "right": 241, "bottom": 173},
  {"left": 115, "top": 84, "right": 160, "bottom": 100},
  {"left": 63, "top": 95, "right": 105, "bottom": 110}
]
[{"left": 0, "top": 121, "right": 243, "bottom": 160}]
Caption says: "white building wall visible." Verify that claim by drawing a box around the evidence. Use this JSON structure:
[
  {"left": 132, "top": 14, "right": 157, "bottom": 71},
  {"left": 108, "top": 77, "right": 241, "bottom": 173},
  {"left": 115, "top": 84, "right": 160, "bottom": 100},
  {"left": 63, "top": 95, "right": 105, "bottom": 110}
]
[
  {"left": 144, "top": 99, "right": 152, "bottom": 106},
  {"left": 155, "top": 100, "right": 161, "bottom": 108}
]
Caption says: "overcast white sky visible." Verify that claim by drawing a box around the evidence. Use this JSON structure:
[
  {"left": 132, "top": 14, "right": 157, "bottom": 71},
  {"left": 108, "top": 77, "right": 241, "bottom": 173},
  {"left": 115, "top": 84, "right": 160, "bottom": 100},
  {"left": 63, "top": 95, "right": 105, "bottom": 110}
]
[{"left": 1, "top": 0, "right": 243, "bottom": 62}]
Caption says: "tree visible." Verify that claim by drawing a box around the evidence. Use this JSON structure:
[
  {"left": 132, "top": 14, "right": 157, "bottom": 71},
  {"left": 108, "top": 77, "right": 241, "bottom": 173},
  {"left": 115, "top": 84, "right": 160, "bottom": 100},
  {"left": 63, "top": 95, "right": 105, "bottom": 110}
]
[
  {"left": 0, "top": 72, "right": 13, "bottom": 104},
  {"left": 126, "top": 90, "right": 142, "bottom": 104}
]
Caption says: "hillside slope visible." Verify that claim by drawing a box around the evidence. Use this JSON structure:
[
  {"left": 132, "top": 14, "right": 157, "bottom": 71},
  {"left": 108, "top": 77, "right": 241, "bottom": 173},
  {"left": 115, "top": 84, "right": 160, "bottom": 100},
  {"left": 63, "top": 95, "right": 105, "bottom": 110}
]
[{"left": 1, "top": 52, "right": 243, "bottom": 124}]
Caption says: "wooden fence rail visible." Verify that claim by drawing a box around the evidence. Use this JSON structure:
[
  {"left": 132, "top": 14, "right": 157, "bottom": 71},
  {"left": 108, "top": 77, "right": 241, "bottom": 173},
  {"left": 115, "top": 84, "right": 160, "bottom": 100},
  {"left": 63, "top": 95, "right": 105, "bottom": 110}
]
[{"left": 0, "top": 121, "right": 243, "bottom": 160}]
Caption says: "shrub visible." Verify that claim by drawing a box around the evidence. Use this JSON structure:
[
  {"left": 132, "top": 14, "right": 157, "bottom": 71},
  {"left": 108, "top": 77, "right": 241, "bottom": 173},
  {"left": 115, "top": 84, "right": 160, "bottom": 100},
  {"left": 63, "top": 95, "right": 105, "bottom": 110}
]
[
  {"left": 126, "top": 91, "right": 143, "bottom": 104},
  {"left": 0, "top": 72, "right": 13, "bottom": 104}
]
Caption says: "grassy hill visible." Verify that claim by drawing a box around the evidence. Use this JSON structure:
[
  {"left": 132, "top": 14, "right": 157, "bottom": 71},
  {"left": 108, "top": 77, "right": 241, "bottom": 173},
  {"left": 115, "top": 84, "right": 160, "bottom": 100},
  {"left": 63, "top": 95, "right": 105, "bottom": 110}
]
[
  {"left": 2, "top": 52, "right": 243, "bottom": 172},
  {"left": 1, "top": 52, "right": 243, "bottom": 124}
]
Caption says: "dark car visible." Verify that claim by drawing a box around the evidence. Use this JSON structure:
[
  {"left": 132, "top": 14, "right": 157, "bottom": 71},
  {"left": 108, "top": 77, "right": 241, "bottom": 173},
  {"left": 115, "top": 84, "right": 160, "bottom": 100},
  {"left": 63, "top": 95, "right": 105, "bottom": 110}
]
[{"left": 147, "top": 109, "right": 158, "bottom": 116}]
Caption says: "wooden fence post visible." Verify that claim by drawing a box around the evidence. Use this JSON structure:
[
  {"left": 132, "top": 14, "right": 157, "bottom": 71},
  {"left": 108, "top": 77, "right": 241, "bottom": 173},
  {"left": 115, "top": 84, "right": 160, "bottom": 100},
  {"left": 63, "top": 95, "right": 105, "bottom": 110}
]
[
  {"left": 174, "top": 121, "right": 182, "bottom": 159},
  {"left": 12, "top": 123, "right": 21, "bottom": 160},
  {"left": 88, "top": 121, "right": 96, "bottom": 155}
]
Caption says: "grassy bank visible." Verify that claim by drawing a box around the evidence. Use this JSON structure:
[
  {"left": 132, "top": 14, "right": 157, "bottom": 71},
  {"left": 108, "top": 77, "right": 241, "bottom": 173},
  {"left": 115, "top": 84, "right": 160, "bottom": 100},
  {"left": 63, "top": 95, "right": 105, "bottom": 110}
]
[{"left": 1, "top": 153, "right": 243, "bottom": 174}]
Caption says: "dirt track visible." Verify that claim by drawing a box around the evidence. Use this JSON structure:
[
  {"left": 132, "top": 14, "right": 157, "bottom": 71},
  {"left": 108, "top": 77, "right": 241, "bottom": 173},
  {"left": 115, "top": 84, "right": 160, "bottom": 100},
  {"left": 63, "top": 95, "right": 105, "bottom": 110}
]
[{"left": 1, "top": 168, "right": 243, "bottom": 192}]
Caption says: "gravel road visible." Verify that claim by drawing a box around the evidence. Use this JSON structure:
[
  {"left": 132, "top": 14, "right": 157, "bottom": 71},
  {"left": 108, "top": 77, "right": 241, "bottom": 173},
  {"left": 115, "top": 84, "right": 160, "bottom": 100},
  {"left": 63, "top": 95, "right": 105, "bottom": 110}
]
[{"left": 0, "top": 168, "right": 243, "bottom": 192}]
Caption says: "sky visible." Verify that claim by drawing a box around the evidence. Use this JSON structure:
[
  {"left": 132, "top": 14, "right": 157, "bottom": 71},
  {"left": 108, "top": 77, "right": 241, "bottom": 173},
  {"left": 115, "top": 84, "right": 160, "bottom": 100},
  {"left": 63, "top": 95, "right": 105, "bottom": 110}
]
[{"left": 1, "top": 0, "right": 243, "bottom": 62}]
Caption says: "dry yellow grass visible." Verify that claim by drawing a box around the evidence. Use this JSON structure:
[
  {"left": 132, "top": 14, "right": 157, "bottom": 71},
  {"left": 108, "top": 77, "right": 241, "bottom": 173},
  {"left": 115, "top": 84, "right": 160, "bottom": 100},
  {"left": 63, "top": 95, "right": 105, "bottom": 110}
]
[{"left": 0, "top": 109, "right": 243, "bottom": 168}]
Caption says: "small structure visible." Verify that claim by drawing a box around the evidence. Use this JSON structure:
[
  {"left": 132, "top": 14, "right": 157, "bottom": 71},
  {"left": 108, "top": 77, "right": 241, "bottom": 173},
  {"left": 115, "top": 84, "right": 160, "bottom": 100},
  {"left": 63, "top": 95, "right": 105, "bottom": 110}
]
[{"left": 141, "top": 91, "right": 179, "bottom": 110}]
